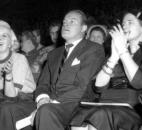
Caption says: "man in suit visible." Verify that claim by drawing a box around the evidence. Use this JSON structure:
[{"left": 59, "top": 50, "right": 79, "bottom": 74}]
[{"left": 34, "top": 10, "right": 105, "bottom": 130}]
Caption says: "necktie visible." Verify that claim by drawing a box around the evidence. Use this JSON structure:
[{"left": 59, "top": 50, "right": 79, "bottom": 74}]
[
  {"left": 65, "top": 43, "right": 74, "bottom": 59},
  {"left": 57, "top": 44, "right": 73, "bottom": 79}
]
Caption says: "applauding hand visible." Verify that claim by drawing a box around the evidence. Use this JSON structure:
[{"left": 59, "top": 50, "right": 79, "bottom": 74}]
[{"left": 109, "top": 24, "right": 128, "bottom": 55}]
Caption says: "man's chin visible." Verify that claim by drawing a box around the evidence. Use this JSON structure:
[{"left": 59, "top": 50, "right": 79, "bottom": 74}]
[{"left": 62, "top": 34, "right": 71, "bottom": 40}]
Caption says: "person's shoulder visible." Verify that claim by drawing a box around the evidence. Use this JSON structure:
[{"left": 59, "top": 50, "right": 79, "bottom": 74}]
[
  {"left": 12, "top": 52, "right": 27, "bottom": 61},
  {"left": 84, "top": 39, "right": 103, "bottom": 50},
  {"left": 48, "top": 46, "right": 64, "bottom": 55},
  {"left": 13, "top": 52, "right": 26, "bottom": 57}
]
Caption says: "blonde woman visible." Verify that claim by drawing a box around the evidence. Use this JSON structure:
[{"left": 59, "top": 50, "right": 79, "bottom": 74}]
[{"left": 0, "top": 20, "right": 36, "bottom": 130}]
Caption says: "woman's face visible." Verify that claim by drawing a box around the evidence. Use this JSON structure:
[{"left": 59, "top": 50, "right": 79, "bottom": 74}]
[
  {"left": 122, "top": 13, "right": 142, "bottom": 42},
  {"left": 0, "top": 26, "right": 11, "bottom": 53},
  {"left": 21, "top": 35, "right": 35, "bottom": 53},
  {"left": 89, "top": 30, "right": 104, "bottom": 45}
]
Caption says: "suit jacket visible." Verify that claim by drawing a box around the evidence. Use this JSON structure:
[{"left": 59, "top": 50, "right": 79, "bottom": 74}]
[{"left": 35, "top": 39, "right": 105, "bottom": 103}]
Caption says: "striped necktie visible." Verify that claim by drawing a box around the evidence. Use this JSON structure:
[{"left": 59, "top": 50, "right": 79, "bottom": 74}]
[
  {"left": 65, "top": 43, "right": 74, "bottom": 58},
  {"left": 57, "top": 44, "right": 73, "bottom": 78}
]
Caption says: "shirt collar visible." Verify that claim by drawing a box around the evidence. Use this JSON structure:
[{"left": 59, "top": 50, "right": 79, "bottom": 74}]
[{"left": 65, "top": 38, "right": 82, "bottom": 47}]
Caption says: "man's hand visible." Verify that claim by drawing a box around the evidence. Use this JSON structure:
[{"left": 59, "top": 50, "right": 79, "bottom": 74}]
[{"left": 37, "top": 97, "right": 50, "bottom": 109}]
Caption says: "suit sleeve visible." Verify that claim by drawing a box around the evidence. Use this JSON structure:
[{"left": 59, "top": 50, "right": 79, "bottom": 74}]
[
  {"left": 34, "top": 55, "right": 51, "bottom": 99},
  {"left": 130, "top": 67, "right": 142, "bottom": 89}
]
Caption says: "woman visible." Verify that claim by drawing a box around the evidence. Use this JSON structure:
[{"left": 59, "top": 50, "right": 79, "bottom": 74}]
[
  {"left": 86, "top": 24, "right": 110, "bottom": 57},
  {"left": 86, "top": 24, "right": 108, "bottom": 45},
  {"left": 0, "top": 20, "right": 36, "bottom": 130},
  {"left": 71, "top": 9, "right": 142, "bottom": 130}
]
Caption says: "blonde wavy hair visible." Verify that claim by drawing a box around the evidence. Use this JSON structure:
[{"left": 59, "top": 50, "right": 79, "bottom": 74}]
[{"left": 0, "top": 20, "right": 19, "bottom": 51}]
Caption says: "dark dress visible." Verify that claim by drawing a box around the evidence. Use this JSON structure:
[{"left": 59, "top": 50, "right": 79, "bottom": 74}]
[
  {"left": 0, "top": 91, "right": 36, "bottom": 130},
  {"left": 0, "top": 53, "right": 36, "bottom": 130},
  {"left": 70, "top": 44, "right": 142, "bottom": 130}
]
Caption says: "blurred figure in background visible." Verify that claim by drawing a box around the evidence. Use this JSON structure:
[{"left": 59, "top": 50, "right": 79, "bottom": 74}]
[
  {"left": 86, "top": 24, "right": 108, "bottom": 45},
  {"left": 45, "top": 20, "right": 62, "bottom": 51},
  {"left": 20, "top": 30, "right": 41, "bottom": 83},
  {"left": 49, "top": 20, "right": 61, "bottom": 47},
  {"left": 21, "top": 30, "right": 37, "bottom": 65},
  {"left": 86, "top": 24, "right": 111, "bottom": 57}
]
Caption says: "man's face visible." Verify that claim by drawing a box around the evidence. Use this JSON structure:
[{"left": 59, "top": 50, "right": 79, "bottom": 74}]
[
  {"left": 32, "top": 30, "right": 41, "bottom": 44},
  {"left": 49, "top": 26, "right": 60, "bottom": 43},
  {"left": 61, "top": 11, "right": 85, "bottom": 42},
  {"left": 0, "top": 26, "right": 11, "bottom": 53}
]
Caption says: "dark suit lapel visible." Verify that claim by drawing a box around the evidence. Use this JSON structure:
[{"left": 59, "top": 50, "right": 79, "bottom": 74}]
[
  {"left": 63, "top": 39, "right": 86, "bottom": 68},
  {"left": 52, "top": 47, "right": 65, "bottom": 83}
]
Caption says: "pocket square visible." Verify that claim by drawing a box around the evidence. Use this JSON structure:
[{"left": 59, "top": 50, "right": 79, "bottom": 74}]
[{"left": 71, "top": 58, "right": 80, "bottom": 66}]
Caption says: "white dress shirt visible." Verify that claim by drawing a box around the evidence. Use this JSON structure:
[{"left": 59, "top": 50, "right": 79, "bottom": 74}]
[{"left": 65, "top": 38, "right": 82, "bottom": 58}]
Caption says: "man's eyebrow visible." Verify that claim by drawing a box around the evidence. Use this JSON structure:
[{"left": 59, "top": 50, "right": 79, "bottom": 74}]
[
  {"left": 65, "top": 17, "right": 77, "bottom": 21},
  {"left": 123, "top": 19, "right": 133, "bottom": 24},
  {"left": 70, "top": 18, "right": 77, "bottom": 20},
  {"left": 126, "top": 19, "right": 133, "bottom": 22}
]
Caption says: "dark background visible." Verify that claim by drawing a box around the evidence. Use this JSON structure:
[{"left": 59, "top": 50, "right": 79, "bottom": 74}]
[{"left": 0, "top": 0, "right": 142, "bottom": 33}]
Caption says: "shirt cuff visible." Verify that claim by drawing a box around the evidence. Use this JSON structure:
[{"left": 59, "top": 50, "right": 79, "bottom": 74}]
[{"left": 36, "top": 94, "right": 49, "bottom": 103}]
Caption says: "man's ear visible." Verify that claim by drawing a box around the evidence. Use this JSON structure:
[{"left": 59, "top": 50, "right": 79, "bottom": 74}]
[{"left": 81, "top": 25, "right": 87, "bottom": 33}]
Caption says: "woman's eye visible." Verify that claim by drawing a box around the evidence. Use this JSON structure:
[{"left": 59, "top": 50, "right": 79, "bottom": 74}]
[
  {"left": 2, "top": 34, "right": 8, "bottom": 38},
  {"left": 71, "top": 20, "right": 74, "bottom": 23},
  {"left": 128, "top": 21, "right": 134, "bottom": 25}
]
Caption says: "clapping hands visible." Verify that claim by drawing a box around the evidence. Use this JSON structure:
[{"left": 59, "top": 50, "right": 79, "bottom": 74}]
[
  {"left": 109, "top": 24, "right": 128, "bottom": 56},
  {"left": 2, "top": 58, "right": 13, "bottom": 75}
]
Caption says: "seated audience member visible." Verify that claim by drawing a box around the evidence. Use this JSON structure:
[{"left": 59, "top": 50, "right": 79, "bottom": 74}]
[
  {"left": 0, "top": 20, "right": 36, "bottom": 130},
  {"left": 40, "top": 20, "right": 61, "bottom": 57},
  {"left": 34, "top": 9, "right": 105, "bottom": 130},
  {"left": 71, "top": 9, "right": 142, "bottom": 130},
  {"left": 21, "top": 30, "right": 37, "bottom": 65},
  {"left": 32, "top": 28, "right": 49, "bottom": 66},
  {"left": 48, "top": 20, "right": 61, "bottom": 48},
  {"left": 86, "top": 24, "right": 111, "bottom": 57},
  {"left": 21, "top": 30, "right": 44, "bottom": 83},
  {"left": 86, "top": 24, "right": 108, "bottom": 45},
  {"left": 32, "top": 29, "right": 44, "bottom": 51}
]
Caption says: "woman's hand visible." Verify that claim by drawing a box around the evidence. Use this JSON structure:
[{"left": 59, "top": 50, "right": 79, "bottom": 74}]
[
  {"left": 109, "top": 39, "right": 119, "bottom": 64},
  {"left": 109, "top": 24, "right": 128, "bottom": 55},
  {"left": 2, "top": 59, "right": 13, "bottom": 75}
]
